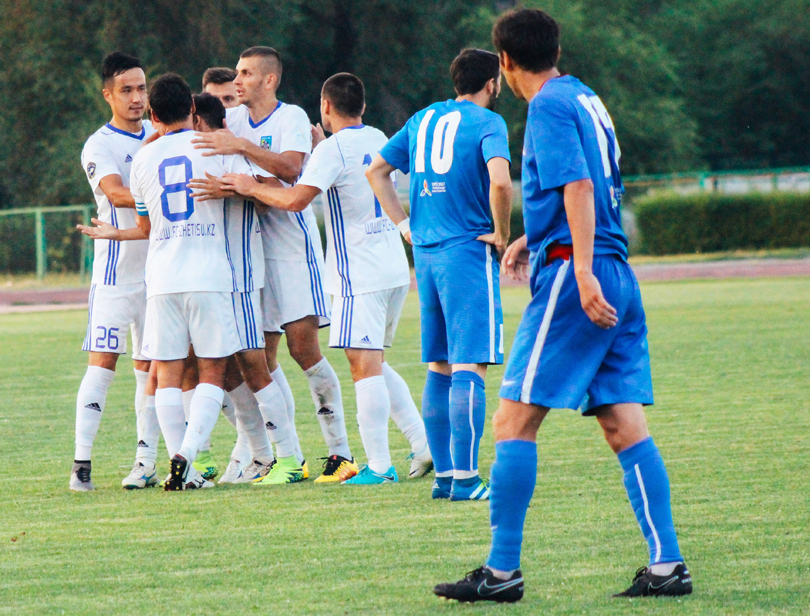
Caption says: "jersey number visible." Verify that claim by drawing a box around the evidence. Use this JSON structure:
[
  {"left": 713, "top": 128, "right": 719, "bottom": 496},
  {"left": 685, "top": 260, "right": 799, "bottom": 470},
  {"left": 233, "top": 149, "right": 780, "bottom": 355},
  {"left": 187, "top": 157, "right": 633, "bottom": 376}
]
[
  {"left": 362, "top": 153, "right": 383, "bottom": 217},
  {"left": 414, "top": 110, "right": 462, "bottom": 175},
  {"left": 576, "top": 94, "right": 620, "bottom": 179},
  {"left": 159, "top": 156, "right": 195, "bottom": 222}
]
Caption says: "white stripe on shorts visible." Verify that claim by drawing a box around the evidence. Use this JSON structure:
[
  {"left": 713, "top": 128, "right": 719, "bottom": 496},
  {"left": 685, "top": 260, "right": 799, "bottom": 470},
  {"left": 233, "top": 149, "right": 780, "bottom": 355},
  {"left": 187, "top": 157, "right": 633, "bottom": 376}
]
[
  {"left": 485, "top": 243, "right": 495, "bottom": 363},
  {"left": 520, "top": 258, "right": 570, "bottom": 404}
]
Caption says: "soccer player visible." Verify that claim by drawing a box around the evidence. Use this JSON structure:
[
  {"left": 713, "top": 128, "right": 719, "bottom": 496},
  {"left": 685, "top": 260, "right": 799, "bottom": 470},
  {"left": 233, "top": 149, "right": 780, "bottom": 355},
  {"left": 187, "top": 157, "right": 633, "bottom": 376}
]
[
  {"left": 366, "top": 49, "right": 512, "bottom": 500},
  {"left": 433, "top": 10, "right": 692, "bottom": 602},
  {"left": 219, "top": 73, "right": 433, "bottom": 484},
  {"left": 202, "top": 67, "right": 239, "bottom": 108},
  {"left": 72, "top": 51, "right": 160, "bottom": 491},
  {"left": 192, "top": 46, "right": 352, "bottom": 482}
]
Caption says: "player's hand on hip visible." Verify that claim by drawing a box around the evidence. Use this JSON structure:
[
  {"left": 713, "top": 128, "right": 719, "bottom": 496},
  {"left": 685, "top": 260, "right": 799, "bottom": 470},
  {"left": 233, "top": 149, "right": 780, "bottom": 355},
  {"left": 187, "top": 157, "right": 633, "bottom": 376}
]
[
  {"left": 191, "top": 127, "right": 242, "bottom": 156},
  {"left": 477, "top": 232, "right": 508, "bottom": 256},
  {"left": 188, "top": 172, "right": 235, "bottom": 201},
  {"left": 575, "top": 271, "right": 618, "bottom": 329},
  {"left": 76, "top": 218, "right": 119, "bottom": 241},
  {"left": 220, "top": 173, "right": 258, "bottom": 197},
  {"left": 502, "top": 234, "right": 530, "bottom": 281},
  {"left": 311, "top": 123, "right": 326, "bottom": 148}
]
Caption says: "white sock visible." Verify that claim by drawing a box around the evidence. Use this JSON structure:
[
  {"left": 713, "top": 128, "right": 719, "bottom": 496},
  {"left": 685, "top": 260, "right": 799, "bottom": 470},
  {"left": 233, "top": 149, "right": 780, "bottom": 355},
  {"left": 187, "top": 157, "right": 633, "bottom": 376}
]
[
  {"left": 270, "top": 365, "right": 304, "bottom": 463},
  {"left": 182, "top": 388, "right": 194, "bottom": 423},
  {"left": 382, "top": 362, "right": 428, "bottom": 454},
  {"left": 222, "top": 392, "right": 252, "bottom": 464},
  {"left": 221, "top": 392, "right": 237, "bottom": 428},
  {"left": 355, "top": 375, "right": 391, "bottom": 474},
  {"left": 305, "top": 358, "right": 351, "bottom": 459},
  {"left": 155, "top": 388, "right": 186, "bottom": 459},
  {"left": 74, "top": 366, "right": 116, "bottom": 461},
  {"left": 135, "top": 394, "right": 160, "bottom": 466},
  {"left": 650, "top": 562, "right": 682, "bottom": 576},
  {"left": 178, "top": 383, "right": 224, "bottom": 464},
  {"left": 229, "top": 382, "right": 274, "bottom": 464},
  {"left": 486, "top": 566, "right": 516, "bottom": 581},
  {"left": 254, "top": 381, "right": 295, "bottom": 459}
]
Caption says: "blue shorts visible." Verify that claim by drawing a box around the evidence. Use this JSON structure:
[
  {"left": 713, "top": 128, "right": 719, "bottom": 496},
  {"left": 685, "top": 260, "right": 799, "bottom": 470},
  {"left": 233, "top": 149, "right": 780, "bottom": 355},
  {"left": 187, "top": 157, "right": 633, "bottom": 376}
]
[
  {"left": 414, "top": 240, "right": 504, "bottom": 365},
  {"left": 499, "top": 255, "right": 653, "bottom": 412}
]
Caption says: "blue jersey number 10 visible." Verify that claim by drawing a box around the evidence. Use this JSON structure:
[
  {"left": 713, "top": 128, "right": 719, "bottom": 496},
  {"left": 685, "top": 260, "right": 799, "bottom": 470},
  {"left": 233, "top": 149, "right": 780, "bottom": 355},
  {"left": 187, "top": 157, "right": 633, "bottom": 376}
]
[
  {"left": 414, "top": 110, "right": 462, "bottom": 175},
  {"left": 158, "top": 155, "right": 195, "bottom": 222}
]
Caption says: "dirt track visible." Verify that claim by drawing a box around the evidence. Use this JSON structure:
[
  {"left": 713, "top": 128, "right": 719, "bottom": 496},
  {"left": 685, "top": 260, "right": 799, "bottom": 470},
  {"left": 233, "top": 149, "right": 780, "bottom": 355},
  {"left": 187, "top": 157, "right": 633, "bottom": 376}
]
[{"left": 2, "top": 257, "right": 809, "bottom": 314}]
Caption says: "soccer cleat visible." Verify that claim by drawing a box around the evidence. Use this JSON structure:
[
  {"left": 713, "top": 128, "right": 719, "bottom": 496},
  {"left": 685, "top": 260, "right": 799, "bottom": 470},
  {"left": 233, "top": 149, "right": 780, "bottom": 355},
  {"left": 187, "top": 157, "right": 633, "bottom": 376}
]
[
  {"left": 218, "top": 458, "right": 249, "bottom": 484},
  {"left": 184, "top": 468, "right": 215, "bottom": 490},
  {"left": 613, "top": 563, "right": 693, "bottom": 597},
  {"left": 232, "top": 459, "right": 274, "bottom": 484},
  {"left": 301, "top": 459, "right": 309, "bottom": 480},
  {"left": 121, "top": 461, "right": 158, "bottom": 489},
  {"left": 192, "top": 450, "right": 219, "bottom": 480},
  {"left": 252, "top": 456, "right": 305, "bottom": 485},
  {"left": 69, "top": 462, "right": 95, "bottom": 492},
  {"left": 450, "top": 476, "right": 490, "bottom": 501},
  {"left": 433, "top": 566, "right": 524, "bottom": 603},
  {"left": 313, "top": 455, "right": 359, "bottom": 483},
  {"left": 432, "top": 476, "right": 452, "bottom": 499},
  {"left": 342, "top": 464, "right": 398, "bottom": 485},
  {"left": 164, "top": 454, "right": 189, "bottom": 491},
  {"left": 407, "top": 445, "right": 434, "bottom": 478}
]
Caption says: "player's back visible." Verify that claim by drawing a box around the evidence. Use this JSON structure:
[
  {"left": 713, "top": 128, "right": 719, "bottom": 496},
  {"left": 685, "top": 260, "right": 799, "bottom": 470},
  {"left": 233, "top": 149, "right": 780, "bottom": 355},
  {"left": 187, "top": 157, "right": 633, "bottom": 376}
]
[
  {"left": 382, "top": 99, "right": 510, "bottom": 251},
  {"left": 81, "top": 121, "right": 155, "bottom": 286},
  {"left": 131, "top": 129, "right": 244, "bottom": 297}
]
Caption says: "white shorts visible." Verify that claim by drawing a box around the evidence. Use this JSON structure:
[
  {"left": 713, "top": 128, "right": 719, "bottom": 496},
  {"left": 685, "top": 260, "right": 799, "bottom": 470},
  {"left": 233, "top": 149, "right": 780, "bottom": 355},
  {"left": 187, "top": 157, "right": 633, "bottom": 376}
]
[
  {"left": 142, "top": 292, "right": 241, "bottom": 360},
  {"left": 82, "top": 282, "right": 147, "bottom": 360},
  {"left": 232, "top": 290, "right": 265, "bottom": 351},
  {"left": 329, "top": 285, "right": 409, "bottom": 350},
  {"left": 262, "top": 258, "right": 331, "bottom": 333}
]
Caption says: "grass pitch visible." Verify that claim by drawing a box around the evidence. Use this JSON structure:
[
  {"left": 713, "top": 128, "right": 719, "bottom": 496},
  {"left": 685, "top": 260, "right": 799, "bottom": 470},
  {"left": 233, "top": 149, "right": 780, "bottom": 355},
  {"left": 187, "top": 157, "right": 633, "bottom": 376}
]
[{"left": 1, "top": 280, "right": 808, "bottom": 615}]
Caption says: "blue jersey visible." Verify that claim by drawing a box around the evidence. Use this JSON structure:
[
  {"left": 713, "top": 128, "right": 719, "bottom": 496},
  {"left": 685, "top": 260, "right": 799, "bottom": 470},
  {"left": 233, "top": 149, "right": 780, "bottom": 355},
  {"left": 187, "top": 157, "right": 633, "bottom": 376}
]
[
  {"left": 380, "top": 99, "right": 510, "bottom": 251},
  {"left": 522, "top": 76, "right": 627, "bottom": 263}
]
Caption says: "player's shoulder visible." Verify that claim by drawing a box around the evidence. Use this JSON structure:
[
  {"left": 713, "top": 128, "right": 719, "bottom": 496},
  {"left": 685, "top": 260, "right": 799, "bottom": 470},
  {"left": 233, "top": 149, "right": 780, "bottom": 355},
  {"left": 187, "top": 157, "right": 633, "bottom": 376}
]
[
  {"left": 276, "top": 102, "right": 311, "bottom": 127},
  {"left": 532, "top": 75, "right": 589, "bottom": 112}
]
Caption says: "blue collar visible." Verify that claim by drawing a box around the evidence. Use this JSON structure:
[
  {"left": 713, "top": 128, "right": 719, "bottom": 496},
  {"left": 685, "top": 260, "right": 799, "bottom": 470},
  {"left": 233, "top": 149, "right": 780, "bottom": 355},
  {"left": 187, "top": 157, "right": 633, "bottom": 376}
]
[
  {"left": 167, "top": 128, "right": 192, "bottom": 135},
  {"left": 342, "top": 124, "right": 365, "bottom": 130},
  {"left": 248, "top": 101, "right": 282, "bottom": 129},
  {"left": 105, "top": 122, "right": 146, "bottom": 140}
]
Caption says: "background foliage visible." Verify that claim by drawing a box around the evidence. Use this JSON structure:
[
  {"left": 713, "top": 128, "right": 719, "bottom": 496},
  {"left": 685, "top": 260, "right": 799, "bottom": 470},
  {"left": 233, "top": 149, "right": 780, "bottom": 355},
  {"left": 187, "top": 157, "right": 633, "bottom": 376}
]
[{"left": 0, "top": 0, "right": 808, "bottom": 208}]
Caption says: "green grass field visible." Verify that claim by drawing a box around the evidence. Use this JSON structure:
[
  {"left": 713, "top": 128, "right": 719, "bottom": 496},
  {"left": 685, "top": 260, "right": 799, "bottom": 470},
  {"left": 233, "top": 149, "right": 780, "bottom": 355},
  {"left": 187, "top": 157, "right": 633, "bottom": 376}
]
[{"left": 1, "top": 280, "right": 808, "bottom": 615}]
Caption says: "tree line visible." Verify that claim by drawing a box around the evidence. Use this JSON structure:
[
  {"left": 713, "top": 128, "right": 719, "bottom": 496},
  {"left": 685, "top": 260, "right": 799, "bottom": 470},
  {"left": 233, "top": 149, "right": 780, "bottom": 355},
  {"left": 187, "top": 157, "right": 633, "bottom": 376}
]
[{"left": 0, "top": 0, "right": 808, "bottom": 208}]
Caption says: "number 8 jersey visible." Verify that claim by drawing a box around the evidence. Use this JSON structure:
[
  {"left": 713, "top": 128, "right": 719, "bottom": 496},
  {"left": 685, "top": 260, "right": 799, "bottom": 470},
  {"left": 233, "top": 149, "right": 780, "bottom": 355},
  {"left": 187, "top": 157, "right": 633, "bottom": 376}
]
[
  {"left": 130, "top": 129, "right": 254, "bottom": 298},
  {"left": 380, "top": 99, "right": 511, "bottom": 252}
]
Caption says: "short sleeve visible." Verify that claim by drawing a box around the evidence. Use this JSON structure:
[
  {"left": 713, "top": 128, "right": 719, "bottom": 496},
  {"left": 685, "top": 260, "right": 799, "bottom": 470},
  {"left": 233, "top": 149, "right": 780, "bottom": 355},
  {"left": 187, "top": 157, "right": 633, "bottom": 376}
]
[
  {"left": 297, "top": 139, "right": 343, "bottom": 193},
  {"left": 81, "top": 138, "right": 120, "bottom": 191},
  {"left": 529, "top": 96, "right": 590, "bottom": 190},
  {"left": 129, "top": 161, "right": 148, "bottom": 217},
  {"left": 480, "top": 114, "right": 511, "bottom": 164},
  {"left": 277, "top": 107, "right": 312, "bottom": 154},
  {"left": 379, "top": 125, "right": 410, "bottom": 173}
]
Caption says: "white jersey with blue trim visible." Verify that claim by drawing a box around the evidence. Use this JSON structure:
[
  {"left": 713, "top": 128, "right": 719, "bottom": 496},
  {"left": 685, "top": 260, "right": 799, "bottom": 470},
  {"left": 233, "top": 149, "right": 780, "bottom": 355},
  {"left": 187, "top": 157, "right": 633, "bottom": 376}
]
[
  {"left": 224, "top": 196, "right": 264, "bottom": 293},
  {"left": 226, "top": 102, "right": 322, "bottom": 262},
  {"left": 130, "top": 129, "right": 254, "bottom": 299},
  {"left": 81, "top": 120, "right": 155, "bottom": 286},
  {"left": 298, "top": 124, "right": 410, "bottom": 297}
]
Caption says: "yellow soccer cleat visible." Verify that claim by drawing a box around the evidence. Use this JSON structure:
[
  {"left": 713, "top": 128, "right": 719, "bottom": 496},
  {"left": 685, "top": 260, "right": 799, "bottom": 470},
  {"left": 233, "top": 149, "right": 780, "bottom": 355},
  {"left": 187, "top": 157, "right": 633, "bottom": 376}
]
[
  {"left": 314, "top": 455, "right": 359, "bottom": 483},
  {"left": 301, "top": 459, "right": 309, "bottom": 479}
]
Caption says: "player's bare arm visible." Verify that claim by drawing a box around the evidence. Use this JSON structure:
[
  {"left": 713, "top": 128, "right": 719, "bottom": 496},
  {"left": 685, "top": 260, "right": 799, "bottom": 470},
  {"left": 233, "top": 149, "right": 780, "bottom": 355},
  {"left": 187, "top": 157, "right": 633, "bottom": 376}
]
[
  {"left": 77, "top": 214, "right": 150, "bottom": 241},
  {"left": 502, "top": 233, "right": 530, "bottom": 281},
  {"left": 187, "top": 172, "right": 236, "bottom": 201},
  {"left": 219, "top": 173, "right": 320, "bottom": 213},
  {"left": 564, "top": 178, "right": 618, "bottom": 329},
  {"left": 365, "top": 155, "right": 411, "bottom": 244},
  {"left": 97, "top": 174, "right": 137, "bottom": 208},
  {"left": 477, "top": 156, "right": 512, "bottom": 255}
]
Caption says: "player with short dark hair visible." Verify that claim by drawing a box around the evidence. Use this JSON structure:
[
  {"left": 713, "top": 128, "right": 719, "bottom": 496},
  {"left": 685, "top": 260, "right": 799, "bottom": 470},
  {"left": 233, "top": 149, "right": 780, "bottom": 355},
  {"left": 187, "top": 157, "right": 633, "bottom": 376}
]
[
  {"left": 434, "top": 9, "right": 691, "bottom": 603},
  {"left": 193, "top": 92, "right": 226, "bottom": 129},
  {"left": 202, "top": 67, "right": 239, "bottom": 109},
  {"left": 320, "top": 72, "right": 365, "bottom": 117},
  {"left": 366, "top": 49, "right": 513, "bottom": 501}
]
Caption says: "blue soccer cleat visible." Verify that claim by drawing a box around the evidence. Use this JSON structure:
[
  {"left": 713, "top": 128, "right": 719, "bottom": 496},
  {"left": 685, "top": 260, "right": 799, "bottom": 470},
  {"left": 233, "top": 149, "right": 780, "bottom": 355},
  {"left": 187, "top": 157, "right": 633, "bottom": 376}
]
[
  {"left": 342, "top": 464, "right": 398, "bottom": 485},
  {"left": 450, "top": 476, "right": 490, "bottom": 501},
  {"left": 432, "top": 476, "right": 452, "bottom": 499}
]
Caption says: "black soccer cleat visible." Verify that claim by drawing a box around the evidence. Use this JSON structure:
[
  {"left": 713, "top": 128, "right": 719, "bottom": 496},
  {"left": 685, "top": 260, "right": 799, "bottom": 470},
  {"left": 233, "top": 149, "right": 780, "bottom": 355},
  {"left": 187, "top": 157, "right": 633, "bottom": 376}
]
[
  {"left": 614, "top": 563, "right": 692, "bottom": 597},
  {"left": 433, "top": 567, "right": 524, "bottom": 603},
  {"left": 164, "top": 454, "right": 189, "bottom": 491}
]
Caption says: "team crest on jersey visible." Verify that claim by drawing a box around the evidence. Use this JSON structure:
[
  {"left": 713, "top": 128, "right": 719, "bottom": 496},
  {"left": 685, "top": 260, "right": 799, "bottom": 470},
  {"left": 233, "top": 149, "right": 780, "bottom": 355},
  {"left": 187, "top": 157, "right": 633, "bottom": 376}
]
[
  {"left": 86, "top": 162, "right": 96, "bottom": 179},
  {"left": 420, "top": 179, "right": 432, "bottom": 197},
  {"left": 125, "top": 154, "right": 133, "bottom": 163},
  {"left": 260, "top": 136, "right": 272, "bottom": 150}
]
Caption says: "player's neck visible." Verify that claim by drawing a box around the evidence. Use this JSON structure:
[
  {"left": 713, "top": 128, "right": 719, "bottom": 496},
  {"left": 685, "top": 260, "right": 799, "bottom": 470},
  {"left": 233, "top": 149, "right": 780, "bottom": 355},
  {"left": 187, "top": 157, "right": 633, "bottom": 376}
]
[
  {"left": 456, "top": 91, "right": 491, "bottom": 109},
  {"left": 246, "top": 95, "right": 280, "bottom": 124},
  {"left": 330, "top": 115, "right": 363, "bottom": 133},
  {"left": 160, "top": 118, "right": 194, "bottom": 135},
  {"left": 108, "top": 115, "right": 143, "bottom": 135},
  {"left": 518, "top": 67, "right": 561, "bottom": 101}
]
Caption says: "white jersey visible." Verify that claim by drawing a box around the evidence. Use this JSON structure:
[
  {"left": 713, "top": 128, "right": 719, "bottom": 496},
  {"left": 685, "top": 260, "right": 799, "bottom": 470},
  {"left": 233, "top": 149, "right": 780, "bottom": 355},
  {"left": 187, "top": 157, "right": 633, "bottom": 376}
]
[
  {"left": 130, "top": 129, "right": 254, "bottom": 298},
  {"left": 81, "top": 121, "right": 155, "bottom": 286},
  {"left": 298, "top": 124, "right": 410, "bottom": 297},
  {"left": 224, "top": 196, "right": 264, "bottom": 293},
  {"left": 226, "top": 102, "right": 322, "bottom": 262}
]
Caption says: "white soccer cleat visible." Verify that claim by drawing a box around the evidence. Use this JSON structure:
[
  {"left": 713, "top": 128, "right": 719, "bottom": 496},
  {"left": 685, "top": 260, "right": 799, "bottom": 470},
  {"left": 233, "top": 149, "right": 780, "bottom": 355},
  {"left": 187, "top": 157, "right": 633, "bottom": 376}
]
[
  {"left": 232, "top": 459, "right": 274, "bottom": 483},
  {"left": 184, "top": 467, "right": 215, "bottom": 490},
  {"left": 407, "top": 445, "right": 434, "bottom": 479},
  {"left": 218, "top": 458, "right": 249, "bottom": 484},
  {"left": 69, "top": 463, "right": 95, "bottom": 492},
  {"left": 121, "top": 462, "right": 158, "bottom": 489}
]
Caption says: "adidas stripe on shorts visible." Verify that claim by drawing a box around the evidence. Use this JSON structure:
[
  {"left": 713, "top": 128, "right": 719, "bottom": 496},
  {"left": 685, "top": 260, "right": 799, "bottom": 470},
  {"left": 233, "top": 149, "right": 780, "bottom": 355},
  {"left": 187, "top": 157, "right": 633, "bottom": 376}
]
[{"left": 328, "top": 284, "right": 409, "bottom": 350}]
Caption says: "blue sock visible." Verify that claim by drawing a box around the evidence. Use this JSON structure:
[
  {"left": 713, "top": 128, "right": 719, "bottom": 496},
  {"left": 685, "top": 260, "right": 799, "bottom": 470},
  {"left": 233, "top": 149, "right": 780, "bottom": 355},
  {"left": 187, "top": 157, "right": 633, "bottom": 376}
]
[
  {"left": 486, "top": 440, "right": 537, "bottom": 572},
  {"left": 618, "top": 437, "right": 683, "bottom": 565},
  {"left": 449, "top": 371, "right": 486, "bottom": 473},
  {"left": 422, "top": 370, "right": 453, "bottom": 474}
]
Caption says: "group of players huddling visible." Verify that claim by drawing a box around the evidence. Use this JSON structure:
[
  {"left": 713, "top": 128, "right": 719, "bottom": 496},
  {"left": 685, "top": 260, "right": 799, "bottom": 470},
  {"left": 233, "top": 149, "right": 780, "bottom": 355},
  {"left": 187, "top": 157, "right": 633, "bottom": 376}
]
[{"left": 71, "top": 8, "right": 692, "bottom": 604}]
